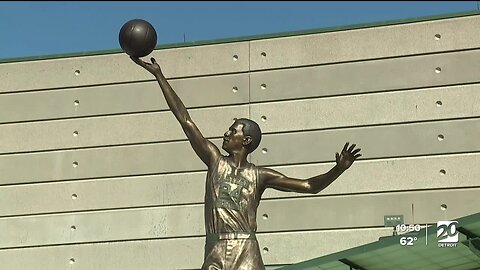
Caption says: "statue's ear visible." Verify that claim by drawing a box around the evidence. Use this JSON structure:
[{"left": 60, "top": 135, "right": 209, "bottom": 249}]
[{"left": 243, "top": 136, "right": 252, "bottom": 146}]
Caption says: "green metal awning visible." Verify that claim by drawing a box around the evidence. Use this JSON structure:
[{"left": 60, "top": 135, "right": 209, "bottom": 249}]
[{"left": 279, "top": 212, "right": 480, "bottom": 270}]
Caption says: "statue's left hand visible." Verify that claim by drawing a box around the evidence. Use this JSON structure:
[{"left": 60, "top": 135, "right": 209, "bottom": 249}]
[{"left": 336, "top": 142, "right": 361, "bottom": 171}]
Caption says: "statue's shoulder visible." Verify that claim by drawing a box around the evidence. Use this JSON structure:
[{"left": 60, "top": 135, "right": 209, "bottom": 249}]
[{"left": 207, "top": 155, "right": 226, "bottom": 171}]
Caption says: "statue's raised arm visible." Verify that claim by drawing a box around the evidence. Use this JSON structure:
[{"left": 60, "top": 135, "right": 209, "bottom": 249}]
[{"left": 130, "top": 57, "right": 221, "bottom": 167}]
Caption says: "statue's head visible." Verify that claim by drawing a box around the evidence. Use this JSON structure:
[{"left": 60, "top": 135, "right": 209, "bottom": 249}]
[{"left": 222, "top": 118, "right": 262, "bottom": 155}]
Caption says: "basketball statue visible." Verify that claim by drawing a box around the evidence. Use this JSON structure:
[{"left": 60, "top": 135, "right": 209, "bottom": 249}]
[{"left": 129, "top": 55, "right": 361, "bottom": 269}]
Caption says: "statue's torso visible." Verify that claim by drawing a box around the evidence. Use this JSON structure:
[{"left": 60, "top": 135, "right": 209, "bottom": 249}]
[{"left": 204, "top": 156, "right": 261, "bottom": 234}]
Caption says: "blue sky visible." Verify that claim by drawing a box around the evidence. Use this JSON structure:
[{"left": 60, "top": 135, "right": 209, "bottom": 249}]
[{"left": 0, "top": 1, "right": 478, "bottom": 60}]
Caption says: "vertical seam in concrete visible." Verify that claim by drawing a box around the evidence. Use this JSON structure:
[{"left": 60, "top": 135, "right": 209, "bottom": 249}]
[
  {"left": 248, "top": 41, "right": 252, "bottom": 119},
  {"left": 247, "top": 41, "right": 252, "bottom": 163}
]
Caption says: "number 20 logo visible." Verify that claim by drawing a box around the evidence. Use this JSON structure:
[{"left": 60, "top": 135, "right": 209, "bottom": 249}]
[{"left": 437, "top": 221, "right": 459, "bottom": 243}]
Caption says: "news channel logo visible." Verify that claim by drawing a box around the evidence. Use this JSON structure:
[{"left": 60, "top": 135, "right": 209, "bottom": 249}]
[{"left": 437, "top": 221, "right": 458, "bottom": 248}]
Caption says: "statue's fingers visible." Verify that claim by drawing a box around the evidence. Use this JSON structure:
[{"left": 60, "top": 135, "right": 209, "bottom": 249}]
[
  {"left": 130, "top": 56, "right": 141, "bottom": 64},
  {"left": 336, "top": 152, "right": 340, "bottom": 162},
  {"left": 352, "top": 148, "right": 361, "bottom": 155},
  {"left": 130, "top": 56, "right": 147, "bottom": 67},
  {"left": 348, "top": 143, "right": 356, "bottom": 152},
  {"left": 354, "top": 154, "right": 362, "bottom": 159},
  {"left": 343, "top": 142, "right": 349, "bottom": 152},
  {"left": 151, "top": 57, "right": 157, "bottom": 64}
]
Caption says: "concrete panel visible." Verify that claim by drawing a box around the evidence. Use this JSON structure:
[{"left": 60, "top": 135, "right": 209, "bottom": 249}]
[
  {"left": 0, "top": 204, "right": 205, "bottom": 248},
  {"left": 0, "top": 105, "right": 248, "bottom": 154},
  {"left": 251, "top": 84, "right": 480, "bottom": 133},
  {"left": 0, "top": 118, "right": 478, "bottom": 184},
  {"left": 0, "top": 42, "right": 249, "bottom": 93},
  {"left": 0, "top": 171, "right": 210, "bottom": 216},
  {"left": 1, "top": 188, "right": 477, "bottom": 248},
  {"left": 0, "top": 140, "right": 218, "bottom": 184},
  {"left": 0, "top": 73, "right": 249, "bottom": 123},
  {"left": 0, "top": 237, "right": 204, "bottom": 270},
  {"left": 250, "top": 49, "right": 480, "bottom": 102},
  {"left": 250, "top": 15, "right": 480, "bottom": 70},
  {"left": 2, "top": 153, "right": 479, "bottom": 217},
  {"left": 251, "top": 118, "right": 480, "bottom": 166},
  {"left": 259, "top": 229, "right": 393, "bottom": 266},
  {"left": 257, "top": 188, "right": 480, "bottom": 233},
  {"left": 263, "top": 153, "right": 480, "bottom": 199},
  {"left": 0, "top": 228, "right": 393, "bottom": 269}
]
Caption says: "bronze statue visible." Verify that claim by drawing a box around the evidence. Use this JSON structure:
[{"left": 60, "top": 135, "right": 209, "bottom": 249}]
[{"left": 131, "top": 57, "right": 361, "bottom": 270}]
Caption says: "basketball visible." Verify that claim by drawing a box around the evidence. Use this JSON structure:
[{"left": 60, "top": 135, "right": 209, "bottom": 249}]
[{"left": 119, "top": 19, "right": 157, "bottom": 57}]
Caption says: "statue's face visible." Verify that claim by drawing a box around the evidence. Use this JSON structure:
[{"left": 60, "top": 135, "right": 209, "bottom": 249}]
[{"left": 222, "top": 122, "right": 245, "bottom": 153}]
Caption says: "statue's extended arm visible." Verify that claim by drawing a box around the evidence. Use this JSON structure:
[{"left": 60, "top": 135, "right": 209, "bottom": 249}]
[
  {"left": 260, "top": 143, "right": 361, "bottom": 194},
  {"left": 130, "top": 57, "right": 220, "bottom": 166}
]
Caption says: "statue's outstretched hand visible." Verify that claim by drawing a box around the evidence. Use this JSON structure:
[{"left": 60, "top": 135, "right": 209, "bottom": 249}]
[
  {"left": 130, "top": 56, "right": 162, "bottom": 77},
  {"left": 336, "top": 142, "right": 361, "bottom": 171}
]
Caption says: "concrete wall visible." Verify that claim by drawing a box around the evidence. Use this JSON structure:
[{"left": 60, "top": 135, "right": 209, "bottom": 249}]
[{"left": 1, "top": 13, "right": 479, "bottom": 270}]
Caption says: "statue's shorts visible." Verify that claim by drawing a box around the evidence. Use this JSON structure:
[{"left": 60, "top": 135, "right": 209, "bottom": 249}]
[{"left": 202, "top": 233, "right": 265, "bottom": 270}]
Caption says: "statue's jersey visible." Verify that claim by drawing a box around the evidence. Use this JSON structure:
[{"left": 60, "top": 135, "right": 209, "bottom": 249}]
[
  {"left": 205, "top": 155, "right": 261, "bottom": 234},
  {"left": 202, "top": 155, "right": 265, "bottom": 270}
]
